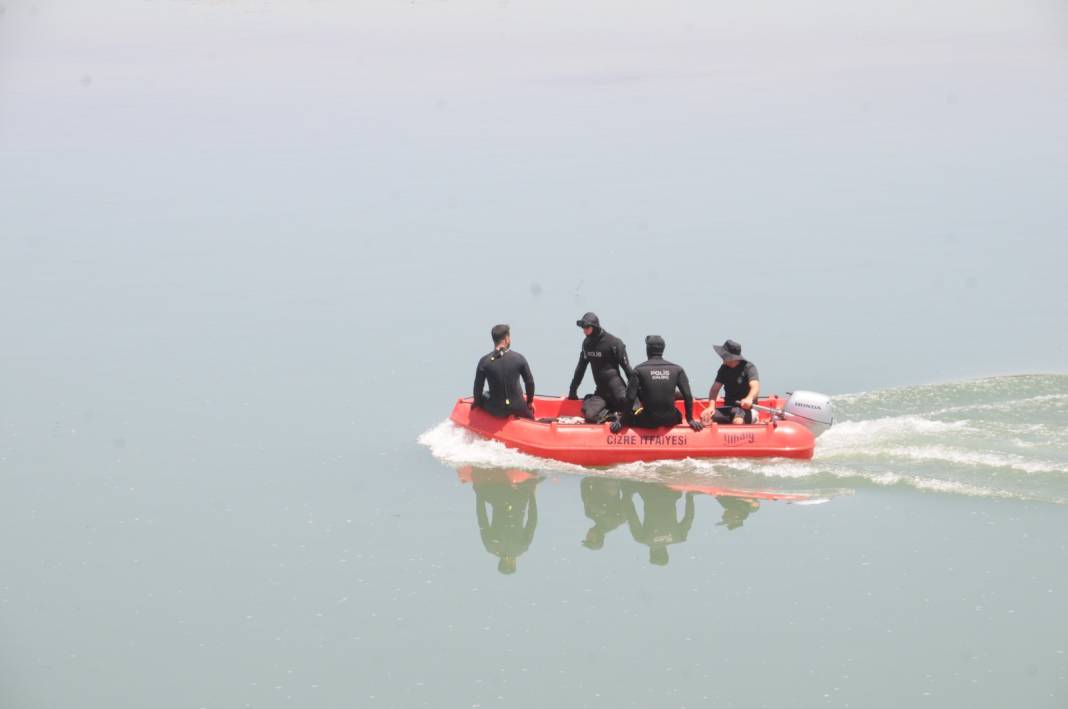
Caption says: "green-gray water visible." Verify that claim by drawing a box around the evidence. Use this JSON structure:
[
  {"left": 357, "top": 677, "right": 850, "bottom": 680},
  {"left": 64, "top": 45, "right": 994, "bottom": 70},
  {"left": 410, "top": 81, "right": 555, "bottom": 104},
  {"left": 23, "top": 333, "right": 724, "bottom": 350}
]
[
  {"left": 4, "top": 377, "right": 1068, "bottom": 709},
  {"left": 3, "top": 1, "right": 1068, "bottom": 707}
]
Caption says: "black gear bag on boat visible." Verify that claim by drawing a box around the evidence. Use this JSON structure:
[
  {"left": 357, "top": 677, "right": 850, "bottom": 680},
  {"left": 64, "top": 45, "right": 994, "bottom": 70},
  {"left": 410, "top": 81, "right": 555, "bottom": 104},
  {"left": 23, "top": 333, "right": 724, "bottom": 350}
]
[{"left": 582, "top": 395, "right": 611, "bottom": 424}]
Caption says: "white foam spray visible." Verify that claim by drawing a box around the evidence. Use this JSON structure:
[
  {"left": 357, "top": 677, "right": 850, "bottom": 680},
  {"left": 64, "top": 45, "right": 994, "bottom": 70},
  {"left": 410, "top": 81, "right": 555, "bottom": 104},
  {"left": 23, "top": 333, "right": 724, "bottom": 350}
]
[{"left": 419, "top": 375, "right": 1068, "bottom": 504}]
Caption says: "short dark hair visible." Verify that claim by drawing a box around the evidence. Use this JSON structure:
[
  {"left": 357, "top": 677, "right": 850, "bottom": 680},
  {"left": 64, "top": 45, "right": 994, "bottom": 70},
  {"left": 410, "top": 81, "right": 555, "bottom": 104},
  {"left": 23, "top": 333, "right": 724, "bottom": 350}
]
[{"left": 491, "top": 324, "right": 510, "bottom": 344}]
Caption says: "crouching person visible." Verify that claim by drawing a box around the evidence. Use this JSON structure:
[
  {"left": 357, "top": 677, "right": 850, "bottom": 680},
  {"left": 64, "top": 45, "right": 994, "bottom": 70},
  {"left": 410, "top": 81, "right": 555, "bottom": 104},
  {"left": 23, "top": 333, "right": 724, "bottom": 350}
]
[{"left": 611, "top": 335, "right": 703, "bottom": 433}]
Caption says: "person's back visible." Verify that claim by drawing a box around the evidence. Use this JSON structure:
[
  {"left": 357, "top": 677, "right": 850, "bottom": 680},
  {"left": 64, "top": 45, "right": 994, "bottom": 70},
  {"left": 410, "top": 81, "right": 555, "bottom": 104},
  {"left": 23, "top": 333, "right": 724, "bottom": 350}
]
[
  {"left": 473, "top": 324, "right": 535, "bottom": 419},
  {"left": 630, "top": 357, "right": 688, "bottom": 427},
  {"left": 614, "top": 336, "right": 703, "bottom": 432}
]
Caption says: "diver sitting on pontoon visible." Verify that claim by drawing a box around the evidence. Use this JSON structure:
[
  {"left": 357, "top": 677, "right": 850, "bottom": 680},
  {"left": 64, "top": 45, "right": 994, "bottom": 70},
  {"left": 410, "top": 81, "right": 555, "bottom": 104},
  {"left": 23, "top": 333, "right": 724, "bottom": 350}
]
[{"left": 610, "top": 335, "right": 703, "bottom": 433}]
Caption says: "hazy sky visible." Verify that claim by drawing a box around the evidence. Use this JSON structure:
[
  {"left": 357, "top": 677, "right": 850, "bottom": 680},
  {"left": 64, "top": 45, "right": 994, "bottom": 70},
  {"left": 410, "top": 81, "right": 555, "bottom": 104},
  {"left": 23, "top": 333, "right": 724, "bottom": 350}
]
[{"left": 2, "top": 0, "right": 1067, "bottom": 397}]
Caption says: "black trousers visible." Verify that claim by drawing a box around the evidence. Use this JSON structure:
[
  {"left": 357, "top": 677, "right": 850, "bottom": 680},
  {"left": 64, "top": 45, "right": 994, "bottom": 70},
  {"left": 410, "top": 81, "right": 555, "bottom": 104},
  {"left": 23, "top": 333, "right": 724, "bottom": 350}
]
[
  {"left": 626, "top": 407, "right": 682, "bottom": 428},
  {"left": 478, "top": 395, "right": 533, "bottom": 420},
  {"left": 711, "top": 406, "right": 753, "bottom": 424}
]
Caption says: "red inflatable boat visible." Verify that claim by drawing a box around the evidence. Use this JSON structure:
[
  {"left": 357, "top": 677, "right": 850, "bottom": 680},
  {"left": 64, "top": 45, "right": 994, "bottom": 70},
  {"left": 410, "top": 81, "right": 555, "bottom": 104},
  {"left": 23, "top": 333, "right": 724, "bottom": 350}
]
[{"left": 449, "top": 394, "right": 822, "bottom": 466}]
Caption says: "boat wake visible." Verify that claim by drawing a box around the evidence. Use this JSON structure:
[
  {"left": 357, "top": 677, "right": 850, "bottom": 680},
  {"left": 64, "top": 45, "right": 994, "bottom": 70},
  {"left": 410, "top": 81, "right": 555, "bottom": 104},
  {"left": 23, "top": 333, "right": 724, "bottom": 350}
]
[
  {"left": 418, "top": 420, "right": 584, "bottom": 475},
  {"left": 420, "top": 374, "right": 1068, "bottom": 504}
]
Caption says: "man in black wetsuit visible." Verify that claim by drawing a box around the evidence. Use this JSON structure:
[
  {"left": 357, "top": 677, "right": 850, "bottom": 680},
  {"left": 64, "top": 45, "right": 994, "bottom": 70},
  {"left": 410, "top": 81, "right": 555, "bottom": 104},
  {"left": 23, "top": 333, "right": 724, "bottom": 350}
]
[
  {"left": 472, "top": 324, "right": 535, "bottom": 419},
  {"left": 568, "top": 312, "right": 634, "bottom": 423},
  {"left": 611, "top": 335, "right": 703, "bottom": 433},
  {"left": 701, "top": 339, "right": 761, "bottom": 425}
]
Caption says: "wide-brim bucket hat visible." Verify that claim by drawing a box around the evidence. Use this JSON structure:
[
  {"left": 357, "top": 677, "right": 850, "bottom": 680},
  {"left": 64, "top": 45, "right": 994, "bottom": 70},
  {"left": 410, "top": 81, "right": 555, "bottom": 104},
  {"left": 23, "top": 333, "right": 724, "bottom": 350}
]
[{"left": 713, "top": 339, "right": 744, "bottom": 361}]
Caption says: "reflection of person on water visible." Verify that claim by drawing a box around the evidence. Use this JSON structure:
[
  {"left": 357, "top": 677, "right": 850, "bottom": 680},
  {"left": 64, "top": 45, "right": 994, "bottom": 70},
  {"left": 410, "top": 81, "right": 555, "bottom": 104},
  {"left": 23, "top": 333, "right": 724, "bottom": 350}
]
[
  {"left": 472, "top": 324, "right": 535, "bottom": 419},
  {"left": 717, "top": 496, "right": 760, "bottom": 530},
  {"left": 622, "top": 482, "right": 695, "bottom": 565},
  {"left": 473, "top": 470, "right": 540, "bottom": 574},
  {"left": 580, "top": 477, "right": 625, "bottom": 550}
]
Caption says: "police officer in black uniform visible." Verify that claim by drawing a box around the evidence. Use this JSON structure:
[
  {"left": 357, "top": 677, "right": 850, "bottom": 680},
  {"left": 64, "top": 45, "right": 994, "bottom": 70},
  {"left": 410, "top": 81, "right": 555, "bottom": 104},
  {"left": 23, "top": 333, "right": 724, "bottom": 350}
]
[
  {"left": 568, "top": 312, "right": 634, "bottom": 422},
  {"left": 611, "top": 335, "right": 704, "bottom": 432},
  {"left": 472, "top": 324, "right": 535, "bottom": 419}
]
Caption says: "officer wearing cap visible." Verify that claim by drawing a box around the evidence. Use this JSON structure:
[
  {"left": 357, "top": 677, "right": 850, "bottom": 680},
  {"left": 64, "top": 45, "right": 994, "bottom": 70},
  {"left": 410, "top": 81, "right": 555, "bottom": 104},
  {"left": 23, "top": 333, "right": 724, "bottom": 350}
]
[
  {"left": 472, "top": 324, "right": 535, "bottom": 419},
  {"left": 568, "top": 312, "right": 634, "bottom": 422},
  {"left": 701, "top": 339, "right": 761, "bottom": 425},
  {"left": 611, "top": 335, "right": 703, "bottom": 433}
]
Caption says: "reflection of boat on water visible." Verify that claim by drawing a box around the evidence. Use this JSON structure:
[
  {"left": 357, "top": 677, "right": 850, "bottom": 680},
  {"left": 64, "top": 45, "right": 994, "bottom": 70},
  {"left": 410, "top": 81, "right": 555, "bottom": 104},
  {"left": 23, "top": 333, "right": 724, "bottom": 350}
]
[
  {"left": 456, "top": 467, "right": 536, "bottom": 486},
  {"left": 448, "top": 392, "right": 834, "bottom": 466},
  {"left": 452, "top": 464, "right": 847, "bottom": 571},
  {"left": 579, "top": 478, "right": 809, "bottom": 553},
  {"left": 623, "top": 483, "right": 769, "bottom": 565},
  {"left": 664, "top": 483, "right": 813, "bottom": 503},
  {"left": 457, "top": 467, "right": 541, "bottom": 575}
]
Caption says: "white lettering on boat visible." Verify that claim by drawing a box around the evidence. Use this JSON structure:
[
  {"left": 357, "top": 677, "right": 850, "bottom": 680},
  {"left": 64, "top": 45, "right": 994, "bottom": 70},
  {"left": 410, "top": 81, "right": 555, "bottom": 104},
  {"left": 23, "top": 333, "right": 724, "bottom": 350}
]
[{"left": 723, "top": 432, "right": 756, "bottom": 446}]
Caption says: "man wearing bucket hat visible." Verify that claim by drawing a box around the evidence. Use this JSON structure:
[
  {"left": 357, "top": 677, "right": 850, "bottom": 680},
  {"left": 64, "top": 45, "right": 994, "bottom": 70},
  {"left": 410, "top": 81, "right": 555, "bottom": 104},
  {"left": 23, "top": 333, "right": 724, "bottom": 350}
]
[
  {"left": 701, "top": 339, "right": 761, "bottom": 426},
  {"left": 568, "top": 312, "right": 634, "bottom": 422}
]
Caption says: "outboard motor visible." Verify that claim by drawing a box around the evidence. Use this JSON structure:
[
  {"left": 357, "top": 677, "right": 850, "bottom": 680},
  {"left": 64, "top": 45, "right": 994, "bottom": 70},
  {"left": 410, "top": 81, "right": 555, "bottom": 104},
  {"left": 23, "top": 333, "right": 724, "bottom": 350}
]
[{"left": 781, "top": 391, "right": 834, "bottom": 437}]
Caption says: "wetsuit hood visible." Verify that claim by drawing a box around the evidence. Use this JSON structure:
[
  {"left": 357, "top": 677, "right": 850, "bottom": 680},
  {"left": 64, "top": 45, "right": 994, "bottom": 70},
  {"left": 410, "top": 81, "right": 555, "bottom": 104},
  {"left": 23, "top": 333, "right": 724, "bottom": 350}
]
[
  {"left": 645, "top": 335, "right": 665, "bottom": 358},
  {"left": 576, "top": 312, "right": 602, "bottom": 336}
]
